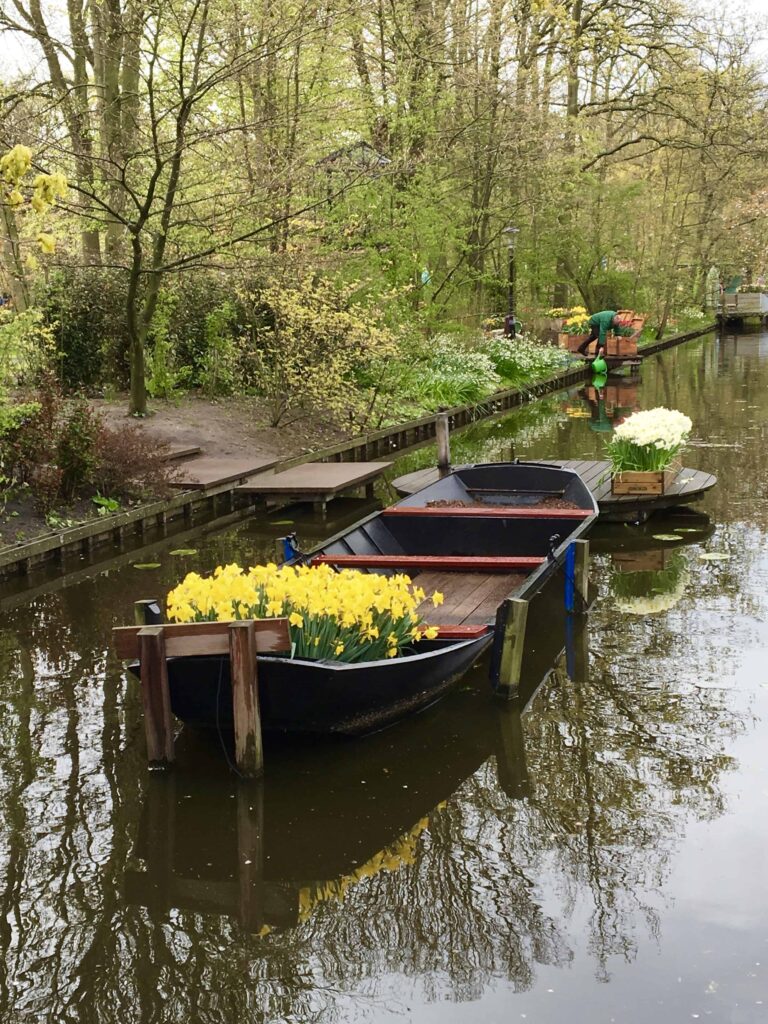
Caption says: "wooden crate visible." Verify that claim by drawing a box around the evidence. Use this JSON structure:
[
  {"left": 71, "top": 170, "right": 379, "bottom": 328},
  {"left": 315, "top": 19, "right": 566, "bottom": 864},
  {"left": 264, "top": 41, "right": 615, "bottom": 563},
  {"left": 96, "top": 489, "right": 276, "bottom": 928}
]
[
  {"left": 605, "top": 335, "right": 638, "bottom": 358},
  {"left": 558, "top": 332, "right": 590, "bottom": 351},
  {"left": 611, "top": 458, "right": 681, "bottom": 496}
]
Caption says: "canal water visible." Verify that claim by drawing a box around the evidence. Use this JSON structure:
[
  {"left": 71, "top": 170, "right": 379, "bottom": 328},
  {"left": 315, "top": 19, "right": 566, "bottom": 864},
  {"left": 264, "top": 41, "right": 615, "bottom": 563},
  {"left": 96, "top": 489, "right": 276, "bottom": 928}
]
[{"left": 2, "top": 331, "right": 768, "bottom": 1023}]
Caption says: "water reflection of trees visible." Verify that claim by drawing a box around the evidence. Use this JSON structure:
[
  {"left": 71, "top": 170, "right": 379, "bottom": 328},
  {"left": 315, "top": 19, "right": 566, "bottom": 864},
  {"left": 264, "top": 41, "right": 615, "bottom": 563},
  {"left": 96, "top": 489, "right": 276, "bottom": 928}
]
[{"left": 0, "top": 532, "right": 750, "bottom": 1022}]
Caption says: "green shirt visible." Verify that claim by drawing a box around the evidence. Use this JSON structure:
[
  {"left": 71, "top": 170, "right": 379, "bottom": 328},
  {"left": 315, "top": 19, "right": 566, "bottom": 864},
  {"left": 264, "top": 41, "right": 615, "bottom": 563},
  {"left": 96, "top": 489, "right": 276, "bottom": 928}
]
[{"left": 589, "top": 309, "right": 631, "bottom": 344}]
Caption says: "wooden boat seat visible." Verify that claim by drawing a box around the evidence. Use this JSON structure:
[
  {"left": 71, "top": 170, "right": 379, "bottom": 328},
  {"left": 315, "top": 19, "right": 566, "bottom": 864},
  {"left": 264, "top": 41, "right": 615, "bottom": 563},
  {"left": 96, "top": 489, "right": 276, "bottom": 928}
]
[
  {"left": 310, "top": 554, "right": 545, "bottom": 572},
  {"left": 383, "top": 506, "right": 591, "bottom": 519}
]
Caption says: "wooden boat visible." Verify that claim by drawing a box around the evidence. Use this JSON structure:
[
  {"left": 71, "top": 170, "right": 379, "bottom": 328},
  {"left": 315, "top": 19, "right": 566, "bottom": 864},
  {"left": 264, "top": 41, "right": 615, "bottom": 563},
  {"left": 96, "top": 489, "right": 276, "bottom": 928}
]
[{"left": 126, "top": 463, "right": 597, "bottom": 737}]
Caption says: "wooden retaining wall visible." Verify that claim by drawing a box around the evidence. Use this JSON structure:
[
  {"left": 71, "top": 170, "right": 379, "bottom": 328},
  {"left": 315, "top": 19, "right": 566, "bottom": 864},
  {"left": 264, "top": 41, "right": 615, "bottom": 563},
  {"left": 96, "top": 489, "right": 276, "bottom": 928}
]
[{"left": 0, "top": 323, "right": 715, "bottom": 583}]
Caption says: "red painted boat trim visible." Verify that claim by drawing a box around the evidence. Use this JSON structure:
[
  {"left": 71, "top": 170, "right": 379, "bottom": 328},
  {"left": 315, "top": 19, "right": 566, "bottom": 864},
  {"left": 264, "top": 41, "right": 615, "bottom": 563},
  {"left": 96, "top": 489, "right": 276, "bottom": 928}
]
[
  {"left": 311, "top": 554, "right": 544, "bottom": 572},
  {"left": 383, "top": 506, "right": 591, "bottom": 519},
  {"left": 430, "top": 625, "right": 491, "bottom": 639}
]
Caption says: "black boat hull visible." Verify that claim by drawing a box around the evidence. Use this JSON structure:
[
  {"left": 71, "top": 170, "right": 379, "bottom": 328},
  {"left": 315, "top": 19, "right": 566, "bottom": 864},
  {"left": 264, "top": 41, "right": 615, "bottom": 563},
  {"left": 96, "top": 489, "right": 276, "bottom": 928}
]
[{"left": 133, "top": 634, "right": 492, "bottom": 737}]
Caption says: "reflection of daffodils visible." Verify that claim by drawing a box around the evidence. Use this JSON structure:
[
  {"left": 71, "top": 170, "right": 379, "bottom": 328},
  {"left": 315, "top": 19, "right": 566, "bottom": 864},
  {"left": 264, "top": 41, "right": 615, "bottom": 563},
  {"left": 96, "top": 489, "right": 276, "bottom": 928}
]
[
  {"left": 611, "top": 551, "right": 689, "bottom": 615},
  {"left": 615, "top": 571, "right": 689, "bottom": 615},
  {"left": 297, "top": 812, "right": 436, "bottom": 922}
]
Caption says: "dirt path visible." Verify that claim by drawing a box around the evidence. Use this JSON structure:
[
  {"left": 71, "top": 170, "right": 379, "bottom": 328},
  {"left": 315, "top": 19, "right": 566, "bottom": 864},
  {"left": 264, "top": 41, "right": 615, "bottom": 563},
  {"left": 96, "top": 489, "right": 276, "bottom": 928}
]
[{"left": 92, "top": 394, "right": 348, "bottom": 460}]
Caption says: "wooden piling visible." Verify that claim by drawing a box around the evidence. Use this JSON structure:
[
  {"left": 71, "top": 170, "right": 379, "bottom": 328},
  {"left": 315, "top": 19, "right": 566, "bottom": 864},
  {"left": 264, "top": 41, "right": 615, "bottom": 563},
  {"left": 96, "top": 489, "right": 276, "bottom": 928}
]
[
  {"left": 436, "top": 411, "right": 451, "bottom": 477},
  {"left": 134, "top": 598, "right": 163, "bottom": 626},
  {"left": 237, "top": 782, "right": 264, "bottom": 931},
  {"left": 138, "top": 626, "right": 175, "bottom": 765},
  {"left": 228, "top": 621, "right": 264, "bottom": 778},
  {"left": 493, "top": 597, "right": 528, "bottom": 700},
  {"left": 494, "top": 705, "right": 530, "bottom": 800},
  {"left": 565, "top": 613, "right": 589, "bottom": 684}
]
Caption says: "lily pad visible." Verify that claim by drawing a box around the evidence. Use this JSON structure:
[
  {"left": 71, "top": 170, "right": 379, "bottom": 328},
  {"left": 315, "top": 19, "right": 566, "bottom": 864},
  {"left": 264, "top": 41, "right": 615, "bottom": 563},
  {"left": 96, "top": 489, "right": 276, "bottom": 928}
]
[
  {"left": 169, "top": 548, "right": 198, "bottom": 556},
  {"left": 699, "top": 552, "right": 731, "bottom": 561},
  {"left": 652, "top": 534, "right": 683, "bottom": 541},
  {"left": 133, "top": 562, "right": 162, "bottom": 569},
  {"left": 270, "top": 520, "right": 294, "bottom": 526},
  {"left": 674, "top": 528, "right": 700, "bottom": 533}
]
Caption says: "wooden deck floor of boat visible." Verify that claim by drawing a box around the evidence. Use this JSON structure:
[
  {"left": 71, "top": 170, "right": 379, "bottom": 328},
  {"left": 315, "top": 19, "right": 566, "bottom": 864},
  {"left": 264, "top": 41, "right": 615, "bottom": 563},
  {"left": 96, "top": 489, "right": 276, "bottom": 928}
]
[{"left": 415, "top": 570, "right": 525, "bottom": 626}]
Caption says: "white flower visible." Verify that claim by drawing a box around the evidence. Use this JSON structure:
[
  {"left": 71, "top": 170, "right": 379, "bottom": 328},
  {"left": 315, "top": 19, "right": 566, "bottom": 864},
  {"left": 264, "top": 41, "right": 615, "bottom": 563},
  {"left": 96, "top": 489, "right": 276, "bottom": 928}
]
[{"left": 612, "top": 407, "right": 692, "bottom": 450}]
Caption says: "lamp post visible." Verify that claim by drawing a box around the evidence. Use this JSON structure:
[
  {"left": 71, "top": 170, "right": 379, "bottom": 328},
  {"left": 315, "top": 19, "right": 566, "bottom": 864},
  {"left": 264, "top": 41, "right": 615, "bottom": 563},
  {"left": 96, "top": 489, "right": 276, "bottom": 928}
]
[{"left": 503, "top": 225, "right": 520, "bottom": 338}]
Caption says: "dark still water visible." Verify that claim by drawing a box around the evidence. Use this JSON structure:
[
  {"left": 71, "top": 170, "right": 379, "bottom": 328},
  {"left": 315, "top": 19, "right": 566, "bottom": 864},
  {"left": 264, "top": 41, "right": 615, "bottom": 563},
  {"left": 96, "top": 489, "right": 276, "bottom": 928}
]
[{"left": 3, "top": 331, "right": 768, "bottom": 1023}]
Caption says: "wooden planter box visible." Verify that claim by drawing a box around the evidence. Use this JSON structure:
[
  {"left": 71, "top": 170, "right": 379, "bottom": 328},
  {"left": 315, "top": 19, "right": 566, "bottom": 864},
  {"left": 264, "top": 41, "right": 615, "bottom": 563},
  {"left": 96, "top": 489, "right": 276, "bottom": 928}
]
[
  {"left": 558, "top": 332, "right": 590, "bottom": 351},
  {"left": 611, "top": 458, "right": 682, "bottom": 496},
  {"left": 605, "top": 335, "right": 638, "bottom": 358}
]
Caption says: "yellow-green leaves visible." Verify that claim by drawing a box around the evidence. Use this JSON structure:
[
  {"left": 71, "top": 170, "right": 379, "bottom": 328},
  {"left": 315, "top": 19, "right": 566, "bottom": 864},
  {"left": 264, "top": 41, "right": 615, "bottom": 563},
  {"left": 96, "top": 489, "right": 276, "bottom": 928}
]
[{"left": 0, "top": 145, "right": 32, "bottom": 185}]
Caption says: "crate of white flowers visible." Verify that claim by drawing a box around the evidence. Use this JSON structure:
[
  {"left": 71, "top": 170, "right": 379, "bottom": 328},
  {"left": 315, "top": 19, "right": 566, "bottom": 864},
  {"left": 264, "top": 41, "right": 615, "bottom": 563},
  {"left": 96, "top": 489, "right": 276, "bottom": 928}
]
[{"left": 606, "top": 408, "right": 692, "bottom": 496}]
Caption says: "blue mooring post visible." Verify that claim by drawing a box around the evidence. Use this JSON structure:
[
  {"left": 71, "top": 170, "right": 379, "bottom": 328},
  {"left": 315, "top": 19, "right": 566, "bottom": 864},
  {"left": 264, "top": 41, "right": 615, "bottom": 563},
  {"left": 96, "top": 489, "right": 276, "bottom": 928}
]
[
  {"left": 564, "top": 542, "right": 576, "bottom": 613},
  {"left": 277, "top": 533, "right": 299, "bottom": 564},
  {"left": 564, "top": 539, "right": 591, "bottom": 683}
]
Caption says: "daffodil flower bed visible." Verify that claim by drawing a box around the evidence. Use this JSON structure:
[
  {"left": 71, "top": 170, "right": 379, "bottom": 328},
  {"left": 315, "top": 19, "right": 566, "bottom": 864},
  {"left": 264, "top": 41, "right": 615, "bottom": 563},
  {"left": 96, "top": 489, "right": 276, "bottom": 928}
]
[
  {"left": 605, "top": 407, "right": 692, "bottom": 472},
  {"left": 562, "top": 309, "right": 590, "bottom": 334},
  {"left": 166, "top": 562, "right": 444, "bottom": 663}
]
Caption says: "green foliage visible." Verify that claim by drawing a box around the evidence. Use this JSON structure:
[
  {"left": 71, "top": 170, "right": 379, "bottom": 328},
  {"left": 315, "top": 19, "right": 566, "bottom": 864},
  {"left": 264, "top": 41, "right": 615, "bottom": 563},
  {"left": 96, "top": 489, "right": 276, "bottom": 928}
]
[
  {"left": 200, "top": 301, "right": 238, "bottom": 397},
  {"left": 92, "top": 493, "right": 120, "bottom": 514},
  {"left": 0, "top": 308, "right": 56, "bottom": 394},
  {"left": 146, "top": 292, "right": 193, "bottom": 400}
]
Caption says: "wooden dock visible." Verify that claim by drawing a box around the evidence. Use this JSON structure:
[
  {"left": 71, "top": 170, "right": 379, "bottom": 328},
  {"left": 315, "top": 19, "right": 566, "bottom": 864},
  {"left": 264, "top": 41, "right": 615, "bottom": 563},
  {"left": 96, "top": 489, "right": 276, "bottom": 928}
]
[
  {"left": 236, "top": 461, "right": 389, "bottom": 515},
  {"left": 170, "top": 456, "right": 279, "bottom": 489},
  {"left": 392, "top": 460, "right": 717, "bottom": 522}
]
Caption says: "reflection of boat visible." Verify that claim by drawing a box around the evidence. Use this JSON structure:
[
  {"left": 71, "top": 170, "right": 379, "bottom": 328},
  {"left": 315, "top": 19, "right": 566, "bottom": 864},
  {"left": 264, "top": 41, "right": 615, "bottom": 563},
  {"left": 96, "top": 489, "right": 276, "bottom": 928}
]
[
  {"left": 124, "top": 591, "right": 580, "bottom": 931},
  {"left": 127, "top": 464, "right": 596, "bottom": 737}
]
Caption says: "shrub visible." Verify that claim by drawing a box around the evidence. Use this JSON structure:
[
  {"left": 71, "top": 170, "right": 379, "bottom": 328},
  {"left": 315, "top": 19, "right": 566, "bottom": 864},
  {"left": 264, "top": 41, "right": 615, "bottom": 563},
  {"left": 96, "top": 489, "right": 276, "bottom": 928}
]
[
  {"left": 90, "top": 423, "right": 177, "bottom": 500},
  {"left": 37, "top": 267, "right": 129, "bottom": 389},
  {"left": 200, "top": 301, "right": 238, "bottom": 397},
  {"left": 0, "top": 373, "right": 176, "bottom": 513},
  {"left": 56, "top": 399, "right": 99, "bottom": 498},
  {"left": 244, "top": 277, "right": 399, "bottom": 426},
  {"left": 0, "top": 308, "right": 57, "bottom": 395}
]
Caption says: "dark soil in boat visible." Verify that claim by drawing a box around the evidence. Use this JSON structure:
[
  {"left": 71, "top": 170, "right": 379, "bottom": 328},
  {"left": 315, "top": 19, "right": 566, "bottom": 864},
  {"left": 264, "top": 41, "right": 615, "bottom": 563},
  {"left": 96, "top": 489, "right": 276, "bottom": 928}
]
[{"left": 425, "top": 496, "right": 582, "bottom": 510}]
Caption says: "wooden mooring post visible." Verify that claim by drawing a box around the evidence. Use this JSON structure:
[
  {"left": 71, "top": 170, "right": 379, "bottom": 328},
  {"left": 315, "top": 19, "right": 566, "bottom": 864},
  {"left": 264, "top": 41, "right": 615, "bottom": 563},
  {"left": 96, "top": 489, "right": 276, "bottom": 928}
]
[
  {"left": 564, "top": 539, "right": 590, "bottom": 614},
  {"left": 564, "top": 539, "right": 590, "bottom": 683},
  {"left": 436, "top": 410, "right": 451, "bottom": 478},
  {"left": 491, "top": 597, "right": 529, "bottom": 700},
  {"left": 115, "top": 605, "right": 290, "bottom": 776}
]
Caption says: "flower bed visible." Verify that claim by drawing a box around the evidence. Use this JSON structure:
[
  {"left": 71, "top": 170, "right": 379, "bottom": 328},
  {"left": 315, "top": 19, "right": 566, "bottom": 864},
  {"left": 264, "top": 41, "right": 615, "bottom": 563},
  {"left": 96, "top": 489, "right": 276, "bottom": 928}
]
[{"left": 166, "top": 562, "right": 443, "bottom": 662}]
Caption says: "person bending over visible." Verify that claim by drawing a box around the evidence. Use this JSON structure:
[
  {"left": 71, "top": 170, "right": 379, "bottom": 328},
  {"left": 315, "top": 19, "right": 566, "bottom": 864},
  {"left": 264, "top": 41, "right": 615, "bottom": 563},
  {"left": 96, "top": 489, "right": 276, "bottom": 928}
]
[{"left": 577, "top": 310, "right": 633, "bottom": 359}]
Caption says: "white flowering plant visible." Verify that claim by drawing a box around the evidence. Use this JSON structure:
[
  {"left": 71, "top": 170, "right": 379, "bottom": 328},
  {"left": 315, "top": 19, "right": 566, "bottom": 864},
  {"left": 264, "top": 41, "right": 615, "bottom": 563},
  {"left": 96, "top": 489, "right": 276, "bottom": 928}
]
[{"left": 605, "top": 407, "right": 692, "bottom": 472}]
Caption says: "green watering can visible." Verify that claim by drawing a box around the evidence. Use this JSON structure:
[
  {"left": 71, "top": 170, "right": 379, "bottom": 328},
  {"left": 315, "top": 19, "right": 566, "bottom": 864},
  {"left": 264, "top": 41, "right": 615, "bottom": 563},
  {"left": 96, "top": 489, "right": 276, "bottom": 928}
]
[{"left": 592, "top": 356, "right": 608, "bottom": 375}]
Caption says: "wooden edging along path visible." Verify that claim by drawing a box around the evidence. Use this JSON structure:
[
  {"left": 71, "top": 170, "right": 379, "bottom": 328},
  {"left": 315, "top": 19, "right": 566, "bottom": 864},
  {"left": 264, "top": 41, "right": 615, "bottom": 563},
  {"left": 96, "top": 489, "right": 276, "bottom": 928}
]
[{"left": 0, "top": 322, "right": 716, "bottom": 582}]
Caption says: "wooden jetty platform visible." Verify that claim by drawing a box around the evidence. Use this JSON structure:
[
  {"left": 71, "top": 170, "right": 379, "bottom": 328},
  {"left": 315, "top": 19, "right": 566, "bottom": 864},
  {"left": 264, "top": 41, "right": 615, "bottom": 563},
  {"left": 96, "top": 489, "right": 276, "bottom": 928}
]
[
  {"left": 170, "top": 456, "right": 278, "bottom": 489},
  {"left": 392, "top": 460, "right": 717, "bottom": 523},
  {"left": 159, "top": 443, "right": 202, "bottom": 462},
  {"left": 236, "top": 461, "right": 389, "bottom": 515}
]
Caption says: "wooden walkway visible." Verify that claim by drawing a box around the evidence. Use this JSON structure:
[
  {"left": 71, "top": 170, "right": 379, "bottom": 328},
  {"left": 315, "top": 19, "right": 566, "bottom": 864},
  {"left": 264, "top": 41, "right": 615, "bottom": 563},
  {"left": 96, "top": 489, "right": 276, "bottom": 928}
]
[
  {"left": 236, "top": 461, "right": 389, "bottom": 514},
  {"left": 393, "top": 460, "right": 717, "bottom": 522},
  {"left": 170, "top": 456, "right": 278, "bottom": 489}
]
